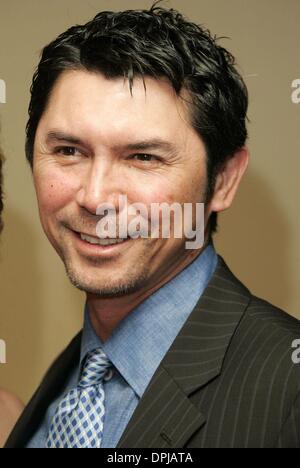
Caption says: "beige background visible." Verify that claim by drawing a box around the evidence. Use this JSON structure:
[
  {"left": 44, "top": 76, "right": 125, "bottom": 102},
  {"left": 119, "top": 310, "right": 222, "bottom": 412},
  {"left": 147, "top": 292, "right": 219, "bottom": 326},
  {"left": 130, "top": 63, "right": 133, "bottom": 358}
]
[{"left": 0, "top": 0, "right": 299, "bottom": 404}]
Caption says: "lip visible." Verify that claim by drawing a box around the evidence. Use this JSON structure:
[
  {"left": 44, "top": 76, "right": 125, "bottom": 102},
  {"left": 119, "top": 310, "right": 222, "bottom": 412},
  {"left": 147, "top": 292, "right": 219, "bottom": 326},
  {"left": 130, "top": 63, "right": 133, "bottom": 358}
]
[{"left": 71, "top": 230, "right": 132, "bottom": 257}]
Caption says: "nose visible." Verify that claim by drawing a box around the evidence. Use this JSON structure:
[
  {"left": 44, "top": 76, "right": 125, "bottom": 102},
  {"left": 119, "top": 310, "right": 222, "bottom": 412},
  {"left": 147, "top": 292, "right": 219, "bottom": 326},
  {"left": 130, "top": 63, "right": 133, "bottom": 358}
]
[{"left": 76, "top": 157, "right": 122, "bottom": 215}]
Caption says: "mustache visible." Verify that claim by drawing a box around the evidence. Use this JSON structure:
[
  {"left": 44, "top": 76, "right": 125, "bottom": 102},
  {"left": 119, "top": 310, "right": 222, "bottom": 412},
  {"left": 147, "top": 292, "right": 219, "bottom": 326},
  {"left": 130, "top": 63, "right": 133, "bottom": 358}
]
[
  {"left": 60, "top": 212, "right": 151, "bottom": 236},
  {"left": 61, "top": 212, "right": 103, "bottom": 234}
]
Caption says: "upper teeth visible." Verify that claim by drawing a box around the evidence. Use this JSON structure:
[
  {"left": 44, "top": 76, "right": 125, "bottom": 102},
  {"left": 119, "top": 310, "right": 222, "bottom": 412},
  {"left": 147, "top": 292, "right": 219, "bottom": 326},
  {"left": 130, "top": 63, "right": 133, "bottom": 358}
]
[{"left": 80, "top": 233, "right": 126, "bottom": 246}]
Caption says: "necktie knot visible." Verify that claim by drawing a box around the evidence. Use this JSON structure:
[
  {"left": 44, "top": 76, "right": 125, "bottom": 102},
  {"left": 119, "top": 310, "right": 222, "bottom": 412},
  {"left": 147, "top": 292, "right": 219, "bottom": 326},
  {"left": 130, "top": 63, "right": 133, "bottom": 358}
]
[{"left": 78, "top": 348, "right": 112, "bottom": 389}]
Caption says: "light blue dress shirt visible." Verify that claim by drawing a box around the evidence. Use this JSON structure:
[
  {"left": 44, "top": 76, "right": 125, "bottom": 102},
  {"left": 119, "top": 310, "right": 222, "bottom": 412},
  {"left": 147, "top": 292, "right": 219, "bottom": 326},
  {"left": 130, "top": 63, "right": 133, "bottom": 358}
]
[{"left": 27, "top": 243, "right": 218, "bottom": 448}]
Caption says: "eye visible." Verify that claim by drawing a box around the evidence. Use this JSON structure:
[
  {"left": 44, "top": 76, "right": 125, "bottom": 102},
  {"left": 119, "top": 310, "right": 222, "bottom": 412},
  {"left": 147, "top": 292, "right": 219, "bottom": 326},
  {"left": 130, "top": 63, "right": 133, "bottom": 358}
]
[
  {"left": 130, "top": 154, "right": 158, "bottom": 163},
  {"left": 55, "top": 146, "right": 82, "bottom": 157}
]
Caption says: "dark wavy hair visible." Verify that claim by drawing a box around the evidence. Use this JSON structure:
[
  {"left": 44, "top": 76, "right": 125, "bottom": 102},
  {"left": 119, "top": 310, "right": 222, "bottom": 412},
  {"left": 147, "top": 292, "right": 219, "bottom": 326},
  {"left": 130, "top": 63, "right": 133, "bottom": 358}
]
[{"left": 25, "top": 3, "right": 248, "bottom": 235}]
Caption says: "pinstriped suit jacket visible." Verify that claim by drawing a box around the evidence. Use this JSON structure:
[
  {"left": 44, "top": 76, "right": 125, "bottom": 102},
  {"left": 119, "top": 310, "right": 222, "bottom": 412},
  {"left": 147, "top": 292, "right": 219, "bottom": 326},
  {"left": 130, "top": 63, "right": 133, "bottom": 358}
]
[{"left": 5, "top": 256, "right": 300, "bottom": 448}]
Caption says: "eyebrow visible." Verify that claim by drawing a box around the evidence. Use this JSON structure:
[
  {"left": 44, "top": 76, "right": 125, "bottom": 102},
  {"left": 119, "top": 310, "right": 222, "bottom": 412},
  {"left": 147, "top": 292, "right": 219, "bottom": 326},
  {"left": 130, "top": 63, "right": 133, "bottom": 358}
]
[
  {"left": 45, "top": 131, "right": 177, "bottom": 154},
  {"left": 45, "top": 131, "right": 83, "bottom": 146},
  {"left": 122, "top": 139, "right": 177, "bottom": 154}
]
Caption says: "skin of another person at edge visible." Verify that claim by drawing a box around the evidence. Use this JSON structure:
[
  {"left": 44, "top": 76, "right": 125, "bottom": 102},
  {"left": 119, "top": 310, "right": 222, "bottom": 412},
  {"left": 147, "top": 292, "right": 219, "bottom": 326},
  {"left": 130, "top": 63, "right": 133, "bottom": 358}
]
[
  {"left": 33, "top": 70, "right": 249, "bottom": 343},
  {"left": 0, "top": 151, "right": 24, "bottom": 447}
]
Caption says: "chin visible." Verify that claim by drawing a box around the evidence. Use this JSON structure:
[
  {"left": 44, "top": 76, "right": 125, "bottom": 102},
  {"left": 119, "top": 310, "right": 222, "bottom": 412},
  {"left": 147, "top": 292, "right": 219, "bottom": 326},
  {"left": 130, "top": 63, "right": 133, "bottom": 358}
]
[
  {"left": 69, "top": 279, "right": 145, "bottom": 298},
  {"left": 65, "top": 264, "right": 149, "bottom": 298}
]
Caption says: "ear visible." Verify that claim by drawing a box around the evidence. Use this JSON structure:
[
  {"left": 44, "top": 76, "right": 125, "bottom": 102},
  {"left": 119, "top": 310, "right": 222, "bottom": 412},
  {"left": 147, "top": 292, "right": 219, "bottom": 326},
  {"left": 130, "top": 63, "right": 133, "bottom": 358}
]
[{"left": 206, "top": 147, "right": 249, "bottom": 214}]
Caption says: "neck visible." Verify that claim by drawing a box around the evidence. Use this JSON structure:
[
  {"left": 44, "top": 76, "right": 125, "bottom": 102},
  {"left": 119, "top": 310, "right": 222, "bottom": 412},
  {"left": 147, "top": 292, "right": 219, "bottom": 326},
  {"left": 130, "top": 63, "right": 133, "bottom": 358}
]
[{"left": 87, "top": 239, "right": 211, "bottom": 342}]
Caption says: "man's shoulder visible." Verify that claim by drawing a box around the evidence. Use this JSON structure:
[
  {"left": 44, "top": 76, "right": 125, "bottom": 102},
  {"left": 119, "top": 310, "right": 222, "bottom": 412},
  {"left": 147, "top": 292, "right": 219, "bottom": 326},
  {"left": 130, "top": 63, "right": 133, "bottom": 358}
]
[
  {"left": 225, "top": 292, "right": 300, "bottom": 388},
  {"left": 214, "top": 256, "right": 300, "bottom": 383},
  {"left": 246, "top": 294, "right": 300, "bottom": 339},
  {"left": 215, "top": 255, "right": 300, "bottom": 338}
]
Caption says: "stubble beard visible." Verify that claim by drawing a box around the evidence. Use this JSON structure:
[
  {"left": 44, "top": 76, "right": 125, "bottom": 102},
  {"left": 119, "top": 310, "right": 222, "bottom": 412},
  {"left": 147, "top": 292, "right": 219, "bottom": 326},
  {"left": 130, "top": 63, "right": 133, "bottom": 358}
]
[{"left": 62, "top": 247, "right": 152, "bottom": 298}]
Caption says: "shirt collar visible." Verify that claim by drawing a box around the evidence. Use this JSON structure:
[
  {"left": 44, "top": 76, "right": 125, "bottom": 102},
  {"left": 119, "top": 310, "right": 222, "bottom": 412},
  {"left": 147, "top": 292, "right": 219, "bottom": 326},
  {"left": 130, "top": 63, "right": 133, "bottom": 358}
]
[{"left": 80, "top": 243, "right": 218, "bottom": 398}]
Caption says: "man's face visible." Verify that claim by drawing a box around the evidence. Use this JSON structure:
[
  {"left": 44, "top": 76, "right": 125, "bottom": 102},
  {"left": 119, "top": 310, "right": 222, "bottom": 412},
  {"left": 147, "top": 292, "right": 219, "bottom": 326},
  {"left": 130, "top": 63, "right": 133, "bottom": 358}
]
[{"left": 33, "top": 70, "right": 209, "bottom": 297}]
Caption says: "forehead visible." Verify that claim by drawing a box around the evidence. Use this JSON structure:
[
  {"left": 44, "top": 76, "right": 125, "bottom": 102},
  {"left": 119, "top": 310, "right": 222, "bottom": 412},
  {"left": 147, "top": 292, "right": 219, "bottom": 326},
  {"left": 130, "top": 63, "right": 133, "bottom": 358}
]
[{"left": 37, "top": 69, "right": 198, "bottom": 145}]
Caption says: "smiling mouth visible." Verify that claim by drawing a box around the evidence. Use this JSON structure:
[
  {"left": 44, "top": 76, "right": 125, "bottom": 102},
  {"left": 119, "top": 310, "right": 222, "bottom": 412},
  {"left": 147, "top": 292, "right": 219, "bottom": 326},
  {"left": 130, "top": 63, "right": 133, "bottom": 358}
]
[{"left": 80, "top": 233, "right": 129, "bottom": 246}]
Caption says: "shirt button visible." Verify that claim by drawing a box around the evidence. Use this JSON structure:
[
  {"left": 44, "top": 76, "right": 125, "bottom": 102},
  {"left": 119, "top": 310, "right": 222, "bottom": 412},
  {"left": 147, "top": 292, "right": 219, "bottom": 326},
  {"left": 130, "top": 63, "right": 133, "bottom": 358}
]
[{"left": 104, "top": 368, "right": 114, "bottom": 381}]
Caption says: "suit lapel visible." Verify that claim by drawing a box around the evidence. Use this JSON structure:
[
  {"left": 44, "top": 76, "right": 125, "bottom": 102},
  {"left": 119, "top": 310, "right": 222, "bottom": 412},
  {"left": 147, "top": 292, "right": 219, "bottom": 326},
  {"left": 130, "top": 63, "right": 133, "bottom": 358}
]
[
  {"left": 5, "top": 332, "right": 82, "bottom": 448},
  {"left": 118, "top": 365, "right": 206, "bottom": 448},
  {"left": 118, "top": 255, "right": 252, "bottom": 448},
  {"left": 6, "top": 255, "right": 252, "bottom": 449}
]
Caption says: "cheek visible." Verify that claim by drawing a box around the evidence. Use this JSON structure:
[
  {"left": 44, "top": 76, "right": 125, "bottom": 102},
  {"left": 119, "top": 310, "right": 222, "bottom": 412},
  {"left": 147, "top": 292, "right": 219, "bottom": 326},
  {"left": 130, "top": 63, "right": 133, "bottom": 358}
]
[
  {"left": 34, "top": 170, "right": 74, "bottom": 215},
  {"left": 146, "top": 162, "right": 206, "bottom": 205},
  {"left": 139, "top": 178, "right": 202, "bottom": 206}
]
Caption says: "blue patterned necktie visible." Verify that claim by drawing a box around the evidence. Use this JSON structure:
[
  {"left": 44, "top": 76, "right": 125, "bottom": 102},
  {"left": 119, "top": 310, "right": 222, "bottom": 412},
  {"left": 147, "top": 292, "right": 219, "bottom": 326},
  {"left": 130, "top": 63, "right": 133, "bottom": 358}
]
[{"left": 46, "top": 348, "right": 113, "bottom": 448}]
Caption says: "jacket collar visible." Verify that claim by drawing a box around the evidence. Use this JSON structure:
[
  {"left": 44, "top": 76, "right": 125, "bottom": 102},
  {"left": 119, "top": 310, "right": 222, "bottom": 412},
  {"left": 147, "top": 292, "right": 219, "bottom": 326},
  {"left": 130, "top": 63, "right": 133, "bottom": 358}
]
[
  {"left": 5, "top": 255, "right": 251, "bottom": 448},
  {"left": 117, "top": 255, "right": 251, "bottom": 447},
  {"left": 163, "top": 255, "right": 251, "bottom": 396}
]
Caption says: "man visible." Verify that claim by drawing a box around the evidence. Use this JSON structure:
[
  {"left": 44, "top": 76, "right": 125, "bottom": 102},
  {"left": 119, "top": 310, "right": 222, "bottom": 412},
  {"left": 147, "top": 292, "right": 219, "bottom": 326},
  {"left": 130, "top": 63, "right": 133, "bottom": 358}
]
[
  {"left": 5, "top": 5, "right": 300, "bottom": 448},
  {"left": 0, "top": 148, "right": 24, "bottom": 447}
]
